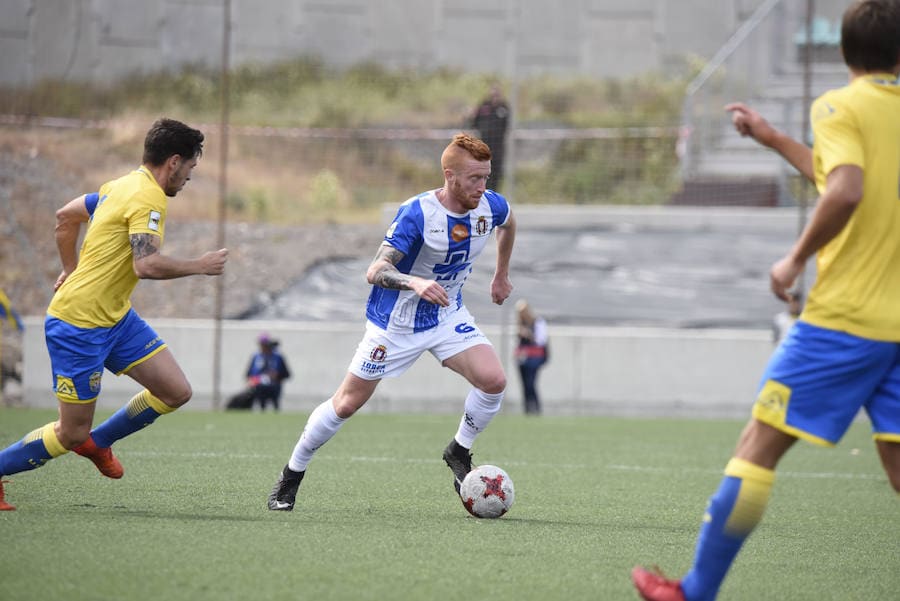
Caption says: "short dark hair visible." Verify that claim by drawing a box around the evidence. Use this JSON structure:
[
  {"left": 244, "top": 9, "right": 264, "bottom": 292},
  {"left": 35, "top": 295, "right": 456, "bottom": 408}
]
[
  {"left": 841, "top": 0, "right": 900, "bottom": 72},
  {"left": 142, "top": 118, "right": 204, "bottom": 166}
]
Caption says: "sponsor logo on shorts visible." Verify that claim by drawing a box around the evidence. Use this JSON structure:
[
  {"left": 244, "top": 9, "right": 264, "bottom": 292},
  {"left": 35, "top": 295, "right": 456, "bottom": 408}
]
[
  {"left": 359, "top": 360, "right": 386, "bottom": 376},
  {"left": 89, "top": 371, "right": 102, "bottom": 393},
  {"left": 145, "top": 336, "right": 161, "bottom": 350},
  {"left": 55, "top": 375, "right": 79, "bottom": 401},
  {"left": 359, "top": 344, "right": 388, "bottom": 376},
  {"left": 370, "top": 344, "right": 387, "bottom": 362},
  {"left": 752, "top": 379, "right": 791, "bottom": 426}
]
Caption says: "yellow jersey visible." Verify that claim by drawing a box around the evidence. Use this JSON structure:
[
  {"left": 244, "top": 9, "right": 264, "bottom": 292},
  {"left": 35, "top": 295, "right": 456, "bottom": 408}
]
[
  {"left": 803, "top": 74, "right": 900, "bottom": 341},
  {"left": 48, "top": 167, "right": 167, "bottom": 328}
]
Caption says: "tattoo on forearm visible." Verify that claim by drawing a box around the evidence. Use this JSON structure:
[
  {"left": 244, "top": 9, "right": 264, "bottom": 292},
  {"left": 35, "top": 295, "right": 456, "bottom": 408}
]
[
  {"left": 130, "top": 233, "right": 159, "bottom": 260},
  {"left": 372, "top": 245, "right": 411, "bottom": 289},
  {"left": 375, "top": 268, "right": 412, "bottom": 290}
]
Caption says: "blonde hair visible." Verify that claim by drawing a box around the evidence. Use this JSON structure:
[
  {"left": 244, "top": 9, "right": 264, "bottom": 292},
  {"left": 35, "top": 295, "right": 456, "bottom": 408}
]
[
  {"left": 441, "top": 133, "right": 492, "bottom": 172},
  {"left": 516, "top": 299, "right": 535, "bottom": 323}
]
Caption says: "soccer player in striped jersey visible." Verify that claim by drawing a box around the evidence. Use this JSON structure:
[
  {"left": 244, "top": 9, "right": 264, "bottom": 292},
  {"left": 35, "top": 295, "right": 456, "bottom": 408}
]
[
  {"left": 632, "top": 1, "right": 900, "bottom": 599},
  {"left": 268, "top": 133, "right": 516, "bottom": 511},
  {"left": 0, "top": 118, "right": 227, "bottom": 511}
]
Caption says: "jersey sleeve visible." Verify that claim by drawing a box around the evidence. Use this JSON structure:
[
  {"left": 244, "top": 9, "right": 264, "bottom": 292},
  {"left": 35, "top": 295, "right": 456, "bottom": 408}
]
[
  {"left": 484, "top": 190, "right": 511, "bottom": 227},
  {"left": 811, "top": 93, "right": 864, "bottom": 178},
  {"left": 383, "top": 198, "right": 424, "bottom": 255},
  {"left": 84, "top": 192, "right": 100, "bottom": 216},
  {"left": 125, "top": 188, "right": 167, "bottom": 241}
]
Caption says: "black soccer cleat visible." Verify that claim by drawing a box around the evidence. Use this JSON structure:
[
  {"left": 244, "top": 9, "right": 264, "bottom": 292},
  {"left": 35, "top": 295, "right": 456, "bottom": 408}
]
[
  {"left": 442, "top": 439, "right": 473, "bottom": 495},
  {"left": 267, "top": 465, "right": 305, "bottom": 511}
]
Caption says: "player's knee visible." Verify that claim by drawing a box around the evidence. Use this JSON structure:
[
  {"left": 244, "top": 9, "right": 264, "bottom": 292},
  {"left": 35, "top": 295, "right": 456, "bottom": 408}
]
[
  {"left": 333, "top": 395, "right": 362, "bottom": 419},
  {"left": 57, "top": 424, "right": 91, "bottom": 450},
  {"left": 480, "top": 373, "right": 506, "bottom": 395},
  {"left": 163, "top": 382, "right": 193, "bottom": 409}
]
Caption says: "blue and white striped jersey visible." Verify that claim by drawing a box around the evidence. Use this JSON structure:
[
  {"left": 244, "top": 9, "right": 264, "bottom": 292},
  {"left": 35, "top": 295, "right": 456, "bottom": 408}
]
[{"left": 366, "top": 189, "right": 511, "bottom": 333}]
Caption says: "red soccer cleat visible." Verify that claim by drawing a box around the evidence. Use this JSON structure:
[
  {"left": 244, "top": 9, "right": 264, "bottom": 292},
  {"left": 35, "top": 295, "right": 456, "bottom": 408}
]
[
  {"left": 73, "top": 436, "right": 124, "bottom": 479},
  {"left": 0, "top": 479, "right": 15, "bottom": 511},
  {"left": 631, "top": 566, "right": 686, "bottom": 601}
]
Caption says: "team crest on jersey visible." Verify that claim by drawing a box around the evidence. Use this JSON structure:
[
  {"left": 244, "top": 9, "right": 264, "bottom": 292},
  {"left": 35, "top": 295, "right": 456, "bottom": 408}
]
[
  {"left": 370, "top": 344, "right": 388, "bottom": 362},
  {"left": 89, "top": 371, "right": 102, "bottom": 393},
  {"left": 451, "top": 223, "right": 469, "bottom": 242},
  {"left": 55, "top": 375, "right": 79, "bottom": 401},
  {"left": 148, "top": 210, "right": 161, "bottom": 231},
  {"left": 475, "top": 216, "right": 489, "bottom": 236}
]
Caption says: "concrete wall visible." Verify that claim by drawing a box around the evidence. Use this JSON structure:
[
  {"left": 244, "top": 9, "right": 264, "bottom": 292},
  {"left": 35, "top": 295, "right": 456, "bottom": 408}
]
[
  {"left": 21, "top": 315, "right": 772, "bottom": 418},
  {"left": 0, "top": 0, "right": 775, "bottom": 85}
]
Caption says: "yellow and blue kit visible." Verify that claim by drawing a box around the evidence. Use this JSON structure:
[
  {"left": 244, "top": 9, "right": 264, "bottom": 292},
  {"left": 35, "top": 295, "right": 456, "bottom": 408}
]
[{"left": 682, "top": 74, "right": 900, "bottom": 601}]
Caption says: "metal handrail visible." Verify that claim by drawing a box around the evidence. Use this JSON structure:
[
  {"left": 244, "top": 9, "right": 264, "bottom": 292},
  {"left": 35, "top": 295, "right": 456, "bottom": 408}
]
[
  {"left": 680, "top": 0, "right": 785, "bottom": 179},
  {"left": 685, "top": 0, "right": 784, "bottom": 97}
]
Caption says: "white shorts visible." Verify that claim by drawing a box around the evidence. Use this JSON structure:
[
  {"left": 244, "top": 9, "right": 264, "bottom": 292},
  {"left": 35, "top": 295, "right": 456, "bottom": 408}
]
[{"left": 348, "top": 306, "right": 492, "bottom": 380}]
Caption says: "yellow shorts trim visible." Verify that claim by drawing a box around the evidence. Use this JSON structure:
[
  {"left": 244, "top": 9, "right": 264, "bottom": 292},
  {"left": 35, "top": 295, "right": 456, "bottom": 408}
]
[
  {"left": 874, "top": 432, "right": 900, "bottom": 444},
  {"left": 117, "top": 343, "right": 168, "bottom": 375}
]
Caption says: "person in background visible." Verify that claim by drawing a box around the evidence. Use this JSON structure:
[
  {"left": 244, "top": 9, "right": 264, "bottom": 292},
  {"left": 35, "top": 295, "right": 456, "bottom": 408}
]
[
  {"left": 0, "top": 118, "right": 227, "bottom": 511},
  {"left": 772, "top": 291, "right": 803, "bottom": 345},
  {"left": 515, "top": 299, "right": 548, "bottom": 415},
  {"left": 246, "top": 333, "right": 291, "bottom": 411},
  {"left": 266, "top": 133, "right": 516, "bottom": 511},
  {"left": 632, "top": 2, "right": 900, "bottom": 599},
  {"left": 469, "top": 83, "right": 510, "bottom": 192}
]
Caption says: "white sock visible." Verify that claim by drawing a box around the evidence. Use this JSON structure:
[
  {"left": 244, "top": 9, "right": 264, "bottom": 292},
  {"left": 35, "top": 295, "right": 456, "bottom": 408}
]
[
  {"left": 454, "top": 388, "right": 504, "bottom": 448},
  {"left": 287, "top": 399, "right": 346, "bottom": 472}
]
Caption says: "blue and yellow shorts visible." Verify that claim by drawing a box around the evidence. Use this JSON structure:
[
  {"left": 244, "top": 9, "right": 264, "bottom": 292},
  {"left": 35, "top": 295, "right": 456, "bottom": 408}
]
[
  {"left": 45, "top": 309, "right": 167, "bottom": 404},
  {"left": 753, "top": 320, "right": 900, "bottom": 446}
]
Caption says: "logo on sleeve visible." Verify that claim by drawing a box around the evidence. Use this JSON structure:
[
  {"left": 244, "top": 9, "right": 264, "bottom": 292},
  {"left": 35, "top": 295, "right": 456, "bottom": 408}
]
[
  {"left": 148, "top": 210, "right": 161, "bottom": 231},
  {"left": 386, "top": 222, "right": 398, "bottom": 238}
]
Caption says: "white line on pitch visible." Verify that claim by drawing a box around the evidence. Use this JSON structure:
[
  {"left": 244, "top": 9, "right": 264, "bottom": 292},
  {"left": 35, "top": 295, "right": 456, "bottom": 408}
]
[{"left": 120, "top": 451, "right": 885, "bottom": 481}]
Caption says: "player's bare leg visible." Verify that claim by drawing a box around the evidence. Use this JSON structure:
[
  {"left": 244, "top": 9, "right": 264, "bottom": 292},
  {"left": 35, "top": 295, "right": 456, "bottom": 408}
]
[
  {"left": 75, "top": 349, "right": 191, "bottom": 478},
  {"left": 269, "top": 373, "right": 379, "bottom": 511},
  {"left": 875, "top": 440, "right": 900, "bottom": 493}
]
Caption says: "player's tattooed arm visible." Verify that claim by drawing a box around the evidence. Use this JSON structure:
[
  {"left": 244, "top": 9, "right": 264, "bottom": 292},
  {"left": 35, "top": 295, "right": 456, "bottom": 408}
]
[
  {"left": 366, "top": 243, "right": 450, "bottom": 306},
  {"left": 366, "top": 244, "right": 412, "bottom": 289},
  {"left": 130, "top": 233, "right": 160, "bottom": 260}
]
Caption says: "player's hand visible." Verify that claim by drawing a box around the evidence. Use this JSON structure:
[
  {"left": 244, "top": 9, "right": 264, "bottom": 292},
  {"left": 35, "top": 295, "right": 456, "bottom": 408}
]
[
  {"left": 725, "top": 102, "right": 778, "bottom": 148},
  {"left": 200, "top": 248, "right": 228, "bottom": 275},
  {"left": 490, "top": 274, "right": 512, "bottom": 305},
  {"left": 411, "top": 278, "right": 450, "bottom": 306},
  {"left": 770, "top": 255, "right": 803, "bottom": 302},
  {"left": 53, "top": 270, "right": 71, "bottom": 291}
]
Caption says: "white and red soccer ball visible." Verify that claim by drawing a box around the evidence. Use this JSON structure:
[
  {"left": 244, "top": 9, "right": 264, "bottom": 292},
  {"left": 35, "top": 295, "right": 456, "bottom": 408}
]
[{"left": 458, "top": 464, "right": 515, "bottom": 519}]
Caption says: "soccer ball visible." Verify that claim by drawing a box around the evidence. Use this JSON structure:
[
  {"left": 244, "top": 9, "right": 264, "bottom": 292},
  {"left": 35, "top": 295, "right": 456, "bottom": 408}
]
[{"left": 458, "top": 464, "right": 515, "bottom": 519}]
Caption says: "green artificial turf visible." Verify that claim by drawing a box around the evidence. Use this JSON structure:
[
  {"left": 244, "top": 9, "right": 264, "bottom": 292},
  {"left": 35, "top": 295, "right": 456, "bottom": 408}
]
[{"left": 0, "top": 408, "right": 895, "bottom": 601}]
